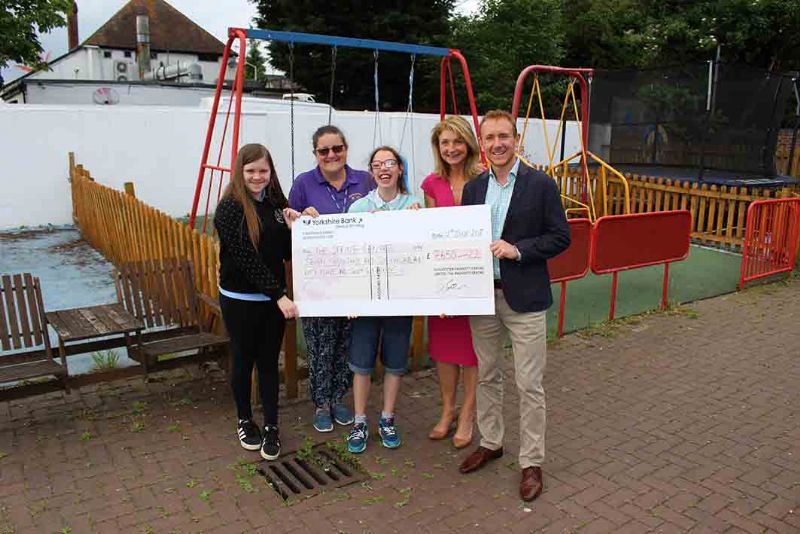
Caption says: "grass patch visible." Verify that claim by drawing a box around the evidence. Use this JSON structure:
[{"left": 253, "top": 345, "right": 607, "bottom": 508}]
[
  {"left": 325, "top": 436, "right": 362, "bottom": 471},
  {"left": 171, "top": 396, "right": 193, "bottom": 407},
  {"left": 130, "top": 419, "right": 145, "bottom": 433},
  {"left": 228, "top": 458, "right": 259, "bottom": 493},
  {"left": 90, "top": 350, "right": 119, "bottom": 372},
  {"left": 394, "top": 487, "right": 412, "bottom": 508}
]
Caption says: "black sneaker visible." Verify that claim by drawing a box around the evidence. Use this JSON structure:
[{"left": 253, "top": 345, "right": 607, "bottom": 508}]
[
  {"left": 261, "top": 425, "right": 281, "bottom": 460},
  {"left": 237, "top": 419, "right": 261, "bottom": 451}
]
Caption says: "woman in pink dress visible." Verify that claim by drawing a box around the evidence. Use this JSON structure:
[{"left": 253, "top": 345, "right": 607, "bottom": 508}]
[{"left": 421, "top": 116, "right": 484, "bottom": 448}]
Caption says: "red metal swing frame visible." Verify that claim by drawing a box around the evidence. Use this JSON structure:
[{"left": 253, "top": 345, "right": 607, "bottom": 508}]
[{"left": 189, "top": 28, "right": 483, "bottom": 230}]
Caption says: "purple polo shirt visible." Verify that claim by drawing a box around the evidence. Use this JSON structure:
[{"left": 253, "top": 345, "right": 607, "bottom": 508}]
[{"left": 288, "top": 165, "right": 373, "bottom": 215}]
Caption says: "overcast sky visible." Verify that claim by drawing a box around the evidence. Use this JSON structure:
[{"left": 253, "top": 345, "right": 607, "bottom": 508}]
[{"left": 2, "top": 0, "right": 480, "bottom": 85}]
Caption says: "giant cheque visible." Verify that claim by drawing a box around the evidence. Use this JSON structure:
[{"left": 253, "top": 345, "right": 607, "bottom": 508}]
[{"left": 292, "top": 205, "right": 495, "bottom": 317}]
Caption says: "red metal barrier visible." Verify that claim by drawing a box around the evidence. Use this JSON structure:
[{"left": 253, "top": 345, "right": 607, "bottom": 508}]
[
  {"left": 739, "top": 198, "right": 800, "bottom": 289},
  {"left": 591, "top": 211, "right": 691, "bottom": 320},
  {"left": 548, "top": 219, "right": 592, "bottom": 337}
]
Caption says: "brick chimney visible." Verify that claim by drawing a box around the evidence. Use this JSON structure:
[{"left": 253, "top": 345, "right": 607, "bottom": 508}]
[
  {"left": 136, "top": 13, "right": 151, "bottom": 80},
  {"left": 68, "top": 1, "right": 79, "bottom": 50}
]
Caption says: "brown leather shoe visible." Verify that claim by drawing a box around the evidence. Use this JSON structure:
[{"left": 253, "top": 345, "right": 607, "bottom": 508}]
[
  {"left": 459, "top": 446, "right": 503, "bottom": 474},
  {"left": 520, "top": 466, "right": 543, "bottom": 502}
]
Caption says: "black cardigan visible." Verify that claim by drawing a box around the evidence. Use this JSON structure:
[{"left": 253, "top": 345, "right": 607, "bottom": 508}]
[{"left": 214, "top": 195, "right": 291, "bottom": 299}]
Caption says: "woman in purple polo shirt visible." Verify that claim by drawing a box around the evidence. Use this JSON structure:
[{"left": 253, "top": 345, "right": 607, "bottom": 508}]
[{"left": 288, "top": 125, "right": 372, "bottom": 433}]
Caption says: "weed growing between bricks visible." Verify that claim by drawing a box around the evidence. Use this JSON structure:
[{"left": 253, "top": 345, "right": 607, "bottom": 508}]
[{"left": 578, "top": 301, "right": 700, "bottom": 339}]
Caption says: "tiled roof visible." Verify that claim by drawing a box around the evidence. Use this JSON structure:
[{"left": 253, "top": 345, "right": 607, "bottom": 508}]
[{"left": 82, "top": 0, "right": 226, "bottom": 56}]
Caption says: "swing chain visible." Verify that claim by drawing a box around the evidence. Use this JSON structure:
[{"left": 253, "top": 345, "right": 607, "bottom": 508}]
[
  {"left": 407, "top": 54, "right": 416, "bottom": 193},
  {"left": 372, "top": 50, "right": 382, "bottom": 146},
  {"left": 288, "top": 42, "right": 295, "bottom": 180},
  {"left": 408, "top": 54, "right": 416, "bottom": 112},
  {"left": 399, "top": 54, "right": 416, "bottom": 152},
  {"left": 327, "top": 46, "right": 337, "bottom": 125}
]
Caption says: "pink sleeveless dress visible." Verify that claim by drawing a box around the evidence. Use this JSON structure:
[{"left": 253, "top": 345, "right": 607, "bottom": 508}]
[{"left": 420, "top": 173, "right": 478, "bottom": 367}]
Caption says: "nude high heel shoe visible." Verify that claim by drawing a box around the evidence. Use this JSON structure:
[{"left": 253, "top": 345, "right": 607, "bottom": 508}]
[
  {"left": 452, "top": 411, "right": 474, "bottom": 449},
  {"left": 428, "top": 413, "right": 456, "bottom": 440}
]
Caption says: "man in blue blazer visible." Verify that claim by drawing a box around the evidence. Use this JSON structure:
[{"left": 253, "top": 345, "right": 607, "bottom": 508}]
[{"left": 458, "top": 110, "right": 570, "bottom": 502}]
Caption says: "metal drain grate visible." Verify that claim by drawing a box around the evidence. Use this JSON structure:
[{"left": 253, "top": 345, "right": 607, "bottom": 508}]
[{"left": 258, "top": 443, "right": 365, "bottom": 501}]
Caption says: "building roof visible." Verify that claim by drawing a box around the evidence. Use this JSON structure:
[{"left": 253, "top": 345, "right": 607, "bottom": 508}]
[{"left": 82, "top": 0, "right": 226, "bottom": 56}]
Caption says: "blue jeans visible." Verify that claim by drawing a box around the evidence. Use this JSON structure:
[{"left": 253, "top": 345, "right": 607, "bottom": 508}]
[{"left": 348, "top": 316, "right": 412, "bottom": 375}]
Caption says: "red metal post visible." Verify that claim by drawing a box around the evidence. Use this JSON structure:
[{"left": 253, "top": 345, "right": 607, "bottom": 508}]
[
  {"left": 448, "top": 49, "right": 484, "bottom": 164},
  {"left": 439, "top": 56, "right": 447, "bottom": 121},
  {"left": 189, "top": 32, "right": 237, "bottom": 229},
  {"left": 447, "top": 58, "right": 459, "bottom": 115},
  {"left": 230, "top": 29, "right": 248, "bottom": 177},
  {"left": 557, "top": 280, "right": 567, "bottom": 337},
  {"left": 661, "top": 262, "right": 670, "bottom": 309},
  {"left": 609, "top": 271, "right": 618, "bottom": 321}
]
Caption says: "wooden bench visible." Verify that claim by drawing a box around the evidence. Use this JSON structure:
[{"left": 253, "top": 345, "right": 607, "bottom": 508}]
[
  {"left": 113, "top": 258, "right": 228, "bottom": 372},
  {"left": 0, "top": 274, "right": 68, "bottom": 390}
]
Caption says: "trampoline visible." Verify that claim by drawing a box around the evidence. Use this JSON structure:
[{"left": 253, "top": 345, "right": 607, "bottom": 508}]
[
  {"left": 589, "top": 63, "right": 799, "bottom": 191},
  {"left": 608, "top": 164, "right": 799, "bottom": 188}
]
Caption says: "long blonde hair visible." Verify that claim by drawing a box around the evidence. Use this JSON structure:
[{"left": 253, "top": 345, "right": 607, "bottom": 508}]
[
  {"left": 221, "top": 143, "right": 287, "bottom": 249},
  {"left": 430, "top": 116, "right": 482, "bottom": 179}
]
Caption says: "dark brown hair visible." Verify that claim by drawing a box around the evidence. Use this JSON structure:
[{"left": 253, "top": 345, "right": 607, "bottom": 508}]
[
  {"left": 221, "top": 143, "right": 287, "bottom": 249},
  {"left": 312, "top": 125, "right": 348, "bottom": 151},
  {"left": 368, "top": 146, "right": 407, "bottom": 194}
]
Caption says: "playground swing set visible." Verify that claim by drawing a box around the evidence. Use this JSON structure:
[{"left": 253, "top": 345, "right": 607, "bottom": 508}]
[
  {"left": 188, "top": 27, "right": 795, "bottom": 338},
  {"left": 189, "top": 27, "right": 481, "bottom": 233}
]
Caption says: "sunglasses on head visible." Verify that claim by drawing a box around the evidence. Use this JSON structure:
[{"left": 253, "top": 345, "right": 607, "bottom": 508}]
[{"left": 315, "top": 144, "right": 346, "bottom": 157}]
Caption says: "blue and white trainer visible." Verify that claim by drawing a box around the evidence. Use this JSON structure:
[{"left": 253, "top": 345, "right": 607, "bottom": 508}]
[
  {"left": 347, "top": 422, "right": 368, "bottom": 454},
  {"left": 378, "top": 416, "right": 401, "bottom": 449},
  {"left": 313, "top": 409, "right": 334, "bottom": 433},
  {"left": 332, "top": 404, "right": 354, "bottom": 426}
]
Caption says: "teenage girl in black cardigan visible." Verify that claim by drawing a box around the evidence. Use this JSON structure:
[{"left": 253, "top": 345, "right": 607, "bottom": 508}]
[{"left": 214, "top": 143, "right": 300, "bottom": 460}]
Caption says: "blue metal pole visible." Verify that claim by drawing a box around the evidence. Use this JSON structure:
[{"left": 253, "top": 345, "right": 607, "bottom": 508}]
[{"left": 244, "top": 28, "right": 451, "bottom": 57}]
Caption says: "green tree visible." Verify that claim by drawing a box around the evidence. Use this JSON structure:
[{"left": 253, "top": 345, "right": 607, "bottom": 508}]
[
  {"left": 244, "top": 39, "right": 267, "bottom": 81},
  {"left": 451, "top": 0, "right": 565, "bottom": 112},
  {"left": 562, "top": 0, "right": 800, "bottom": 71},
  {"left": 562, "top": 0, "right": 652, "bottom": 69},
  {"left": 250, "top": 0, "right": 454, "bottom": 111},
  {"left": 0, "top": 0, "right": 73, "bottom": 73}
]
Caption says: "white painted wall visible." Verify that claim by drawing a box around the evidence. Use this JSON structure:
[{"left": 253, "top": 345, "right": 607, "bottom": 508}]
[
  {"left": 22, "top": 83, "right": 221, "bottom": 106},
  {"left": 27, "top": 47, "right": 232, "bottom": 84},
  {"left": 0, "top": 103, "right": 581, "bottom": 229}
]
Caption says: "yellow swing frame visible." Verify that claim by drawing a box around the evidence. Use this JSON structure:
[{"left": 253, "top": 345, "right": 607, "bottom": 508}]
[{"left": 515, "top": 71, "right": 631, "bottom": 221}]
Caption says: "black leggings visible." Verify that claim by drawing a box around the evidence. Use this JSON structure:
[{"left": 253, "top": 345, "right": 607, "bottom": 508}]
[{"left": 219, "top": 294, "right": 285, "bottom": 425}]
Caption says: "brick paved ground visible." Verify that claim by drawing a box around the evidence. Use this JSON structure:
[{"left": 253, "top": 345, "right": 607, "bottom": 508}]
[{"left": 1, "top": 279, "right": 799, "bottom": 533}]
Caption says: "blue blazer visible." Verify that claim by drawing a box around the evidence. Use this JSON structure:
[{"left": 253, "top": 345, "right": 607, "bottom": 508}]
[{"left": 462, "top": 161, "right": 570, "bottom": 313}]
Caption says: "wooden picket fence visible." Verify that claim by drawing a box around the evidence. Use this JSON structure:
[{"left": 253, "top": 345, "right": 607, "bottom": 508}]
[
  {"left": 69, "top": 152, "right": 796, "bottom": 395},
  {"left": 775, "top": 140, "right": 800, "bottom": 178},
  {"left": 68, "top": 153, "right": 302, "bottom": 397},
  {"left": 557, "top": 169, "right": 796, "bottom": 249}
]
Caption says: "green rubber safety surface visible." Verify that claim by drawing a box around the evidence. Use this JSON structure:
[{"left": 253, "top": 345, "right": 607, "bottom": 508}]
[{"left": 549, "top": 245, "right": 742, "bottom": 336}]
